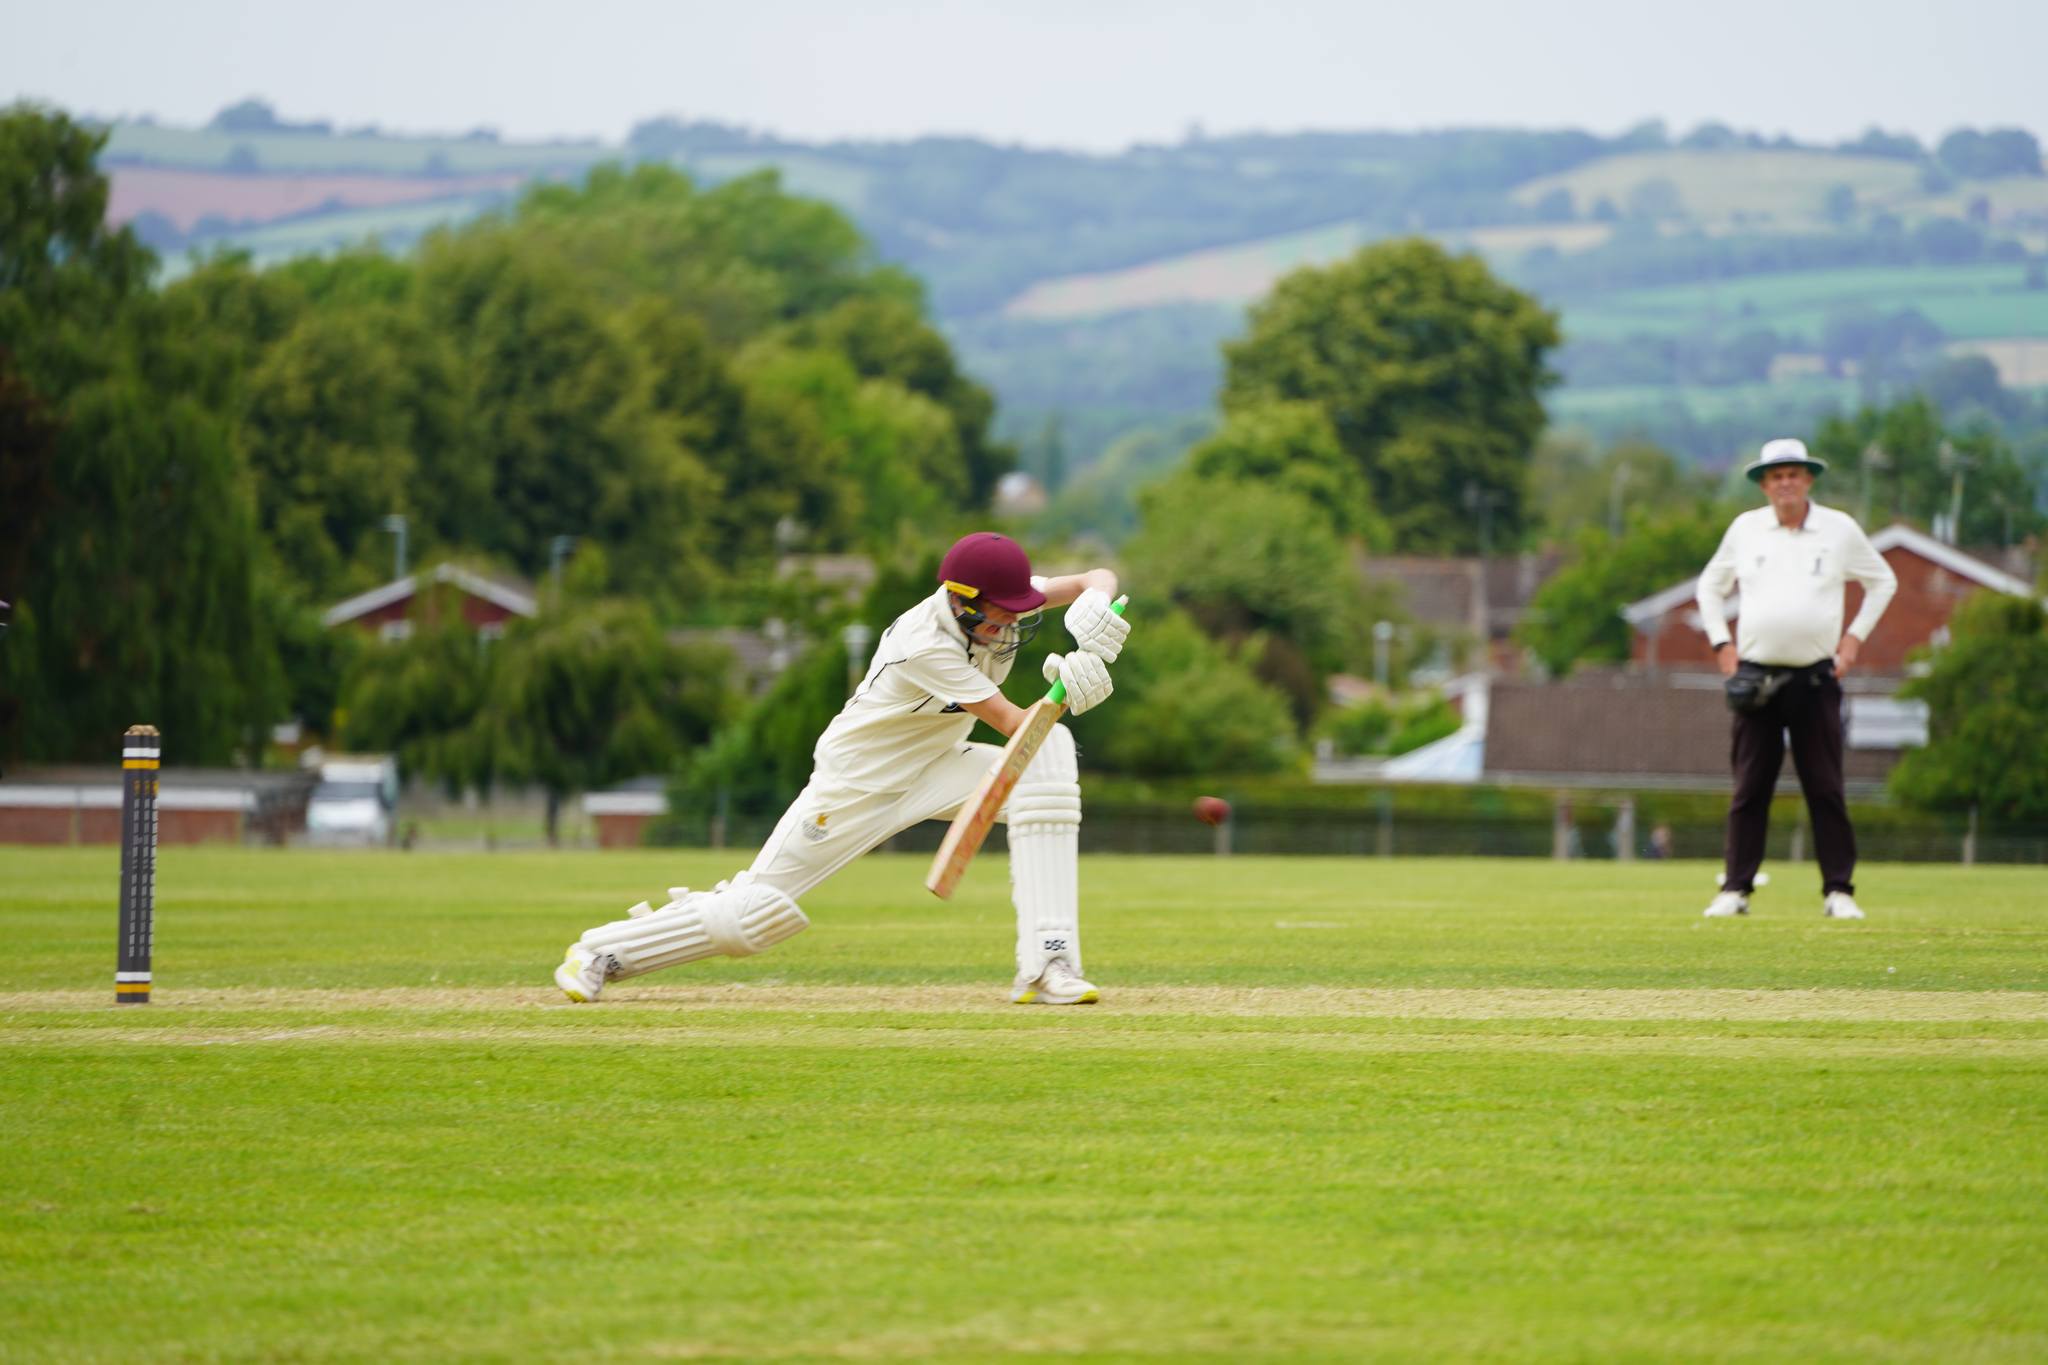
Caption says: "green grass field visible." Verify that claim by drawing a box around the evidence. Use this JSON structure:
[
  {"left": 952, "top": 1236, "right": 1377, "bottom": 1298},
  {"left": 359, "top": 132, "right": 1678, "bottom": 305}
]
[
  {"left": 1562, "top": 263, "right": 2048, "bottom": 343},
  {"left": 5, "top": 849, "right": 2045, "bottom": 1361}
]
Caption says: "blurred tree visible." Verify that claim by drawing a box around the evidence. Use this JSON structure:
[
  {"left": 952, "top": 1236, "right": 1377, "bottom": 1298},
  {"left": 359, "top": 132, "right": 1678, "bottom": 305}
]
[
  {"left": 345, "top": 592, "right": 738, "bottom": 842},
  {"left": 1182, "top": 401, "right": 1388, "bottom": 545},
  {"left": 480, "top": 599, "right": 737, "bottom": 843},
  {"left": 666, "top": 634, "right": 852, "bottom": 827},
  {"left": 337, "top": 590, "right": 503, "bottom": 796},
  {"left": 0, "top": 106, "right": 281, "bottom": 764},
  {"left": 1222, "top": 238, "right": 1558, "bottom": 553},
  {"left": 1516, "top": 512, "right": 1727, "bottom": 677},
  {"left": 415, "top": 233, "right": 719, "bottom": 604},
  {"left": 1890, "top": 592, "right": 2048, "bottom": 824},
  {"left": 1527, "top": 433, "right": 1718, "bottom": 540},
  {"left": 783, "top": 293, "right": 1011, "bottom": 507},
  {"left": 238, "top": 307, "right": 427, "bottom": 596},
  {"left": 1935, "top": 127, "right": 2044, "bottom": 180},
  {"left": 1811, "top": 397, "right": 2041, "bottom": 545},
  {"left": 512, "top": 163, "right": 899, "bottom": 343},
  {"left": 1125, "top": 474, "right": 1379, "bottom": 724},
  {"left": 1065, "top": 609, "right": 1296, "bottom": 776}
]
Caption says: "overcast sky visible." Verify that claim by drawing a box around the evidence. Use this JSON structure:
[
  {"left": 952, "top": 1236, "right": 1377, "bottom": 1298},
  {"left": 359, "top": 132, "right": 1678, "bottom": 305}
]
[{"left": 7, "top": 0, "right": 2043, "bottom": 152}]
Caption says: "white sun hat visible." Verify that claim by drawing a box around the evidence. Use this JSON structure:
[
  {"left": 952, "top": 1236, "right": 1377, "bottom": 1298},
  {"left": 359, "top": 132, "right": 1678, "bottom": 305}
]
[{"left": 1743, "top": 437, "right": 1828, "bottom": 483}]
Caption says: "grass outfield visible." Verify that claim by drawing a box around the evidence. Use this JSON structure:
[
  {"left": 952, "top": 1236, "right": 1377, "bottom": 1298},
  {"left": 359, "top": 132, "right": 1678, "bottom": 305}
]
[{"left": 4, "top": 849, "right": 2045, "bottom": 1361}]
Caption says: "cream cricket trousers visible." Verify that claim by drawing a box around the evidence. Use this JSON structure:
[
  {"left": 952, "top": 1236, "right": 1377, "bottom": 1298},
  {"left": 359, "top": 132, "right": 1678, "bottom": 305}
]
[
  {"left": 744, "top": 728, "right": 1084, "bottom": 979},
  {"left": 747, "top": 742, "right": 1009, "bottom": 897}
]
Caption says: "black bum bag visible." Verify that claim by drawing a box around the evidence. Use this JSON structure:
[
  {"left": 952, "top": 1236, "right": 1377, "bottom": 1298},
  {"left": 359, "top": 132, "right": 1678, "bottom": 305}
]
[{"left": 1724, "top": 659, "right": 1830, "bottom": 714}]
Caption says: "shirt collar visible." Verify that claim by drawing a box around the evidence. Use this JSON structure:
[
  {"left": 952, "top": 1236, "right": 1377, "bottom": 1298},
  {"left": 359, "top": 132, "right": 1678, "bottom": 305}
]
[{"left": 1768, "top": 498, "right": 1819, "bottom": 532}]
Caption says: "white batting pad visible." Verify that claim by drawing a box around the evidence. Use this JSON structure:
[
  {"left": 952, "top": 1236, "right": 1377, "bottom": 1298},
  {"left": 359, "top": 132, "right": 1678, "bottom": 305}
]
[
  {"left": 576, "top": 876, "right": 808, "bottom": 980},
  {"left": 1006, "top": 723, "right": 1082, "bottom": 979}
]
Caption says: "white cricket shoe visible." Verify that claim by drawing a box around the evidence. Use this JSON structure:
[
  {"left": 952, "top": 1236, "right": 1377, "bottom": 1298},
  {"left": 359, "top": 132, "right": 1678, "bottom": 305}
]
[
  {"left": 554, "top": 945, "right": 618, "bottom": 1003},
  {"left": 1012, "top": 961, "right": 1100, "bottom": 1005},
  {"left": 1823, "top": 892, "right": 1866, "bottom": 920},
  {"left": 1702, "top": 891, "right": 1750, "bottom": 918}
]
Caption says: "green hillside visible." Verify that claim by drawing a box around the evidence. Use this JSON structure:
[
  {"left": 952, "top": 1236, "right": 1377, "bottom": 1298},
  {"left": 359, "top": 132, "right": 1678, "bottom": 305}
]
[
  {"left": 95, "top": 111, "right": 2048, "bottom": 469},
  {"left": 155, "top": 192, "right": 512, "bottom": 278},
  {"left": 1510, "top": 148, "right": 1925, "bottom": 222},
  {"left": 104, "top": 120, "right": 606, "bottom": 176},
  {"left": 1563, "top": 262, "right": 2048, "bottom": 341}
]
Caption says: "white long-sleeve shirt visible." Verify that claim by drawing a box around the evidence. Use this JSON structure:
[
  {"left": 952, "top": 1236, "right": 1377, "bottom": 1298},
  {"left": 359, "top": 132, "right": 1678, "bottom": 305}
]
[
  {"left": 810, "top": 587, "right": 1014, "bottom": 794},
  {"left": 1696, "top": 501, "right": 1897, "bottom": 666}
]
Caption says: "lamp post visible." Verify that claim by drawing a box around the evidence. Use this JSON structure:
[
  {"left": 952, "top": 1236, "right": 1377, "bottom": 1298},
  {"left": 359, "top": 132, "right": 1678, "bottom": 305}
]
[
  {"left": 381, "top": 514, "right": 409, "bottom": 580},
  {"left": 1463, "top": 482, "right": 1506, "bottom": 671},
  {"left": 1939, "top": 441, "right": 1972, "bottom": 545},
  {"left": 1859, "top": 442, "right": 1888, "bottom": 526},
  {"left": 1607, "top": 461, "right": 1632, "bottom": 539},
  {"left": 1373, "top": 620, "right": 1395, "bottom": 691},
  {"left": 549, "top": 535, "right": 577, "bottom": 593}
]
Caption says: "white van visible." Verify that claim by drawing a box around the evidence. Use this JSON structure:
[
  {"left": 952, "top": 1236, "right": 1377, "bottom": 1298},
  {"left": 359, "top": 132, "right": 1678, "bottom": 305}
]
[{"left": 305, "top": 756, "right": 399, "bottom": 846}]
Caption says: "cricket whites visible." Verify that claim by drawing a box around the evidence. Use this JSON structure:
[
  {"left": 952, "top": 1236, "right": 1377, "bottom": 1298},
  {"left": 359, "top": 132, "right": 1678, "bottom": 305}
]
[{"left": 925, "top": 596, "right": 1127, "bottom": 898}]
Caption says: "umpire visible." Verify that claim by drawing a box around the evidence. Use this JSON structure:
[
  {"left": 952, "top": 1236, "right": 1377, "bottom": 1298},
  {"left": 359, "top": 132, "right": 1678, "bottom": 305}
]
[{"left": 1697, "top": 439, "right": 1897, "bottom": 920}]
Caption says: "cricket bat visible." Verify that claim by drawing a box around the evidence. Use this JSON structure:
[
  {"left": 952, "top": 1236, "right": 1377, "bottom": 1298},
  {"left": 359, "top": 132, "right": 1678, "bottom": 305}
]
[{"left": 925, "top": 595, "right": 1127, "bottom": 899}]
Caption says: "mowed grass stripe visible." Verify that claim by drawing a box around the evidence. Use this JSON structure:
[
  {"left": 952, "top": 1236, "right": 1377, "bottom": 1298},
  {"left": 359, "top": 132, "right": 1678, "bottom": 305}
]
[
  {"left": 11, "top": 1027, "right": 2048, "bottom": 1061},
  {"left": 6, "top": 983, "right": 2048, "bottom": 1019}
]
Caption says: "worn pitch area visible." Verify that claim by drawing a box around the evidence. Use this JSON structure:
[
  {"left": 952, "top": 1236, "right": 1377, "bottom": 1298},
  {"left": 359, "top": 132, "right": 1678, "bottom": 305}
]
[{"left": 8, "top": 985, "right": 2048, "bottom": 1060}]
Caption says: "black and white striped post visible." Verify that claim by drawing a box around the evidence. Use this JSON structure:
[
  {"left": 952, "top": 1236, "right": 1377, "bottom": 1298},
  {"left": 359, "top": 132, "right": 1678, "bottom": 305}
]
[{"left": 116, "top": 725, "right": 160, "bottom": 1005}]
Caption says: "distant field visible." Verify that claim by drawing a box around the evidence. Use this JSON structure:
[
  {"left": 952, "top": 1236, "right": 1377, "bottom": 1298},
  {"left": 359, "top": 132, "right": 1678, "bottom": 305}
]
[
  {"left": 1006, "top": 219, "right": 1373, "bottom": 318},
  {"left": 106, "top": 164, "right": 526, "bottom": 231},
  {"left": 154, "top": 192, "right": 512, "bottom": 279},
  {"left": 1551, "top": 375, "right": 1863, "bottom": 421},
  {"left": 1004, "top": 220, "right": 1612, "bottom": 320},
  {"left": 3, "top": 849, "right": 2044, "bottom": 1360},
  {"left": 1562, "top": 262, "right": 2048, "bottom": 342},
  {"left": 1511, "top": 148, "right": 1925, "bottom": 224},
  {"left": 103, "top": 121, "right": 611, "bottom": 176},
  {"left": 1952, "top": 336, "right": 2048, "bottom": 387}
]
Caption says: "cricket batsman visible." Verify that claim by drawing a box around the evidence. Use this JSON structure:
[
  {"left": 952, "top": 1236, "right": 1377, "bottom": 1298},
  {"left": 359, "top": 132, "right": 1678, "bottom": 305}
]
[{"left": 554, "top": 532, "right": 1130, "bottom": 1005}]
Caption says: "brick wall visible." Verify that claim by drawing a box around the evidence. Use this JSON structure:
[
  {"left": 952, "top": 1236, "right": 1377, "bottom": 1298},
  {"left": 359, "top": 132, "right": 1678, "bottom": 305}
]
[
  {"left": 593, "top": 812, "right": 654, "bottom": 849},
  {"left": 1487, "top": 676, "right": 1899, "bottom": 787},
  {"left": 0, "top": 797, "right": 245, "bottom": 844}
]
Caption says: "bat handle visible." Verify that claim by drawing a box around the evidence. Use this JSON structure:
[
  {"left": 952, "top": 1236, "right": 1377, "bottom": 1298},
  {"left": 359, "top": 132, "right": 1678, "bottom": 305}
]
[{"left": 1042, "top": 594, "right": 1128, "bottom": 705}]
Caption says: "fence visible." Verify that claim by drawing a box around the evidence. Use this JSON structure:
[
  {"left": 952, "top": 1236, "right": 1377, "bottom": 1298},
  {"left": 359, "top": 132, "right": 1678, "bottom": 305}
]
[{"left": 651, "top": 791, "right": 2048, "bottom": 865}]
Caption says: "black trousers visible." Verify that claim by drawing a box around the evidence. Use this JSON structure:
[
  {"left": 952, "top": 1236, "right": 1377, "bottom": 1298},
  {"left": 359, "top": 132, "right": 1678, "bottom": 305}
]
[{"left": 1723, "top": 661, "right": 1856, "bottom": 896}]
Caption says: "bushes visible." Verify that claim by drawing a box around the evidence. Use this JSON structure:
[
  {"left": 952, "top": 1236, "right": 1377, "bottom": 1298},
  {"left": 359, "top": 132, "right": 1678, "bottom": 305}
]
[{"left": 1318, "top": 692, "right": 1462, "bottom": 757}]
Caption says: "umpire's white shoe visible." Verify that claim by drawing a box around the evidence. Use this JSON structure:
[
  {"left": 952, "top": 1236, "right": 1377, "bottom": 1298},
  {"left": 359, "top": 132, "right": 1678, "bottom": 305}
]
[
  {"left": 1012, "top": 961, "right": 1100, "bottom": 1005},
  {"left": 1823, "top": 892, "right": 1867, "bottom": 920},
  {"left": 554, "top": 945, "right": 617, "bottom": 1003},
  {"left": 1702, "top": 891, "right": 1750, "bottom": 918}
]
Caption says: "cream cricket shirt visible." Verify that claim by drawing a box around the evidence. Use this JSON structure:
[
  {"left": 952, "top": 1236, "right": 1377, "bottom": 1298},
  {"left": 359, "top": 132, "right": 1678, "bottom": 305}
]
[
  {"left": 809, "top": 587, "right": 1017, "bottom": 793},
  {"left": 1696, "top": 501, "right": 1897, "bottom": 666}
]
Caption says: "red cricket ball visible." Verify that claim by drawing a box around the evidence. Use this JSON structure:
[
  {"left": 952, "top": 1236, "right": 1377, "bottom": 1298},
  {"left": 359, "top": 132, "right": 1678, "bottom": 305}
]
[{"left": 1192, "top": 795, "right": 1231, "bottom": 826}]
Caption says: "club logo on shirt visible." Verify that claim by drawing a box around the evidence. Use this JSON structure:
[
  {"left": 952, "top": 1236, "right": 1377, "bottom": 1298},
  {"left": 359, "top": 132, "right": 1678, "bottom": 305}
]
[
  {"left": 940, "top": 702, "right": 965, "bottom": 714},
  {"left": 800, "top": 813, "right": 830, "bottom": 843}
]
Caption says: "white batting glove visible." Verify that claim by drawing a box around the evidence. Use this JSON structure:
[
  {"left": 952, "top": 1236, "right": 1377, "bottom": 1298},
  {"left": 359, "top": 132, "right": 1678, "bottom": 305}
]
[
  {"left": 1064, "top": 588, "right": 1130, "bottom": 662},
  {"left": 1041, "top": 651, "right": 1114, "bottom": 716}
]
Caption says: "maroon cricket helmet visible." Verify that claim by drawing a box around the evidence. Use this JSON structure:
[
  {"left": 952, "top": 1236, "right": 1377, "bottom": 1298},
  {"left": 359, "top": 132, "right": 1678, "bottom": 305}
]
[{"left": 938, "top": 532, "right": 1045, "bottom": 613}]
